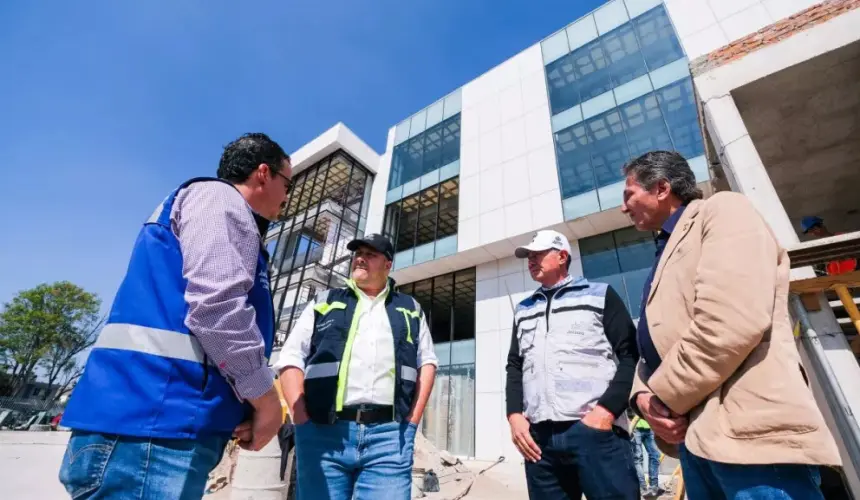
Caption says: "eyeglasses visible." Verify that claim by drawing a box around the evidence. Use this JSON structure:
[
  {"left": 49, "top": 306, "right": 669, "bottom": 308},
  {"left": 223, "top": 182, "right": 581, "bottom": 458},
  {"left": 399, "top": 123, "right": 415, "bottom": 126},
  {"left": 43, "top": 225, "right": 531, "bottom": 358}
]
[{"left": 274, "top": 170, "right": 292, "bottom": 194}]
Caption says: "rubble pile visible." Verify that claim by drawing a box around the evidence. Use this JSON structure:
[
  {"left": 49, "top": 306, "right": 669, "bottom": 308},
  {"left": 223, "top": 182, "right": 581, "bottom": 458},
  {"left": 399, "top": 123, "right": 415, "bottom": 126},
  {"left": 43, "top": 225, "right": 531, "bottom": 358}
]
[{"left": 411, "top": 431, "right": 476, "bottom": 500}]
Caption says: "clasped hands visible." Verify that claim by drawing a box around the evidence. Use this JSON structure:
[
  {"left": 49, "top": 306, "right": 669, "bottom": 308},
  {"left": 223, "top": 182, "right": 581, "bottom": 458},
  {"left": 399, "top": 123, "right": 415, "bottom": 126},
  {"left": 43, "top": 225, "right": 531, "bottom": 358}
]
[{"left": 635, "top": 392, "right": 688, "bottom": 444}]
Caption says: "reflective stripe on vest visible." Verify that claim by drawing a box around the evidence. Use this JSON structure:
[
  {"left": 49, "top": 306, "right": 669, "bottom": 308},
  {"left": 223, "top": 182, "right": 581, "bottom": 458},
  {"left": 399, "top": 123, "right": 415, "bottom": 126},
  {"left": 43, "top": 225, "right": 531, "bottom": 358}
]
[
  {"left": 94, "top": 323, "right": 215, "bottom": 365},
  {"left": 395, "top": 307, "right": 419, "bottom": 344},
  {"left": 305, "top": 362, "right": 340, "bottom": 380},
  {"left": 401, "top": 366, "right": 418, "bottom": 383}
]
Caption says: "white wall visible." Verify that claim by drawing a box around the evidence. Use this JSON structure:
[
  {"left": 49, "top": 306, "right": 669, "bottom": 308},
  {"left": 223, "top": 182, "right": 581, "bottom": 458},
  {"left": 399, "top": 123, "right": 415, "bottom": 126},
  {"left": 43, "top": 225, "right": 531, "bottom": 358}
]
[
  {"left": 472, "top": 240, "right": 584, "bottom": 461},
  {"left": 365, "top": 128, "right": 396, "bottom": 235},
  {"left": 458, "top": 43, "right": 564, "bottom": 260},
  {"left": 664, "top": 0, "right": 821, "bottom": 60}
]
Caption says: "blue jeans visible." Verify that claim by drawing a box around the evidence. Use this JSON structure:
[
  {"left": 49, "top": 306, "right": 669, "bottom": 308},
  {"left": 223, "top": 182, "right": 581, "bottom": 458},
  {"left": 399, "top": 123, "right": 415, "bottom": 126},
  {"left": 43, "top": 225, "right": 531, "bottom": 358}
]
[
  {"left": 525, "top": 421, "right": 639, "bottom": 500},
  {"left": 294, "top": 420, "right": 417, "bottom": 500},
  {"left": 58, "top": 431, "right": 228, "bottom": 499},
  {"left": 680, "top": 446, "right": 824, "bottom": 500},
  {"left": 632, "top": 428, "right": 660, "bottom": 489}
]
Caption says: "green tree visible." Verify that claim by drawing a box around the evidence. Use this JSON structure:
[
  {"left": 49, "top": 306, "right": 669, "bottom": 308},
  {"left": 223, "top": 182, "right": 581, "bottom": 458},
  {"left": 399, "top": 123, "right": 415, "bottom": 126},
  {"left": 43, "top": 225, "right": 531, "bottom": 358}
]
[{"left": 0, "top": 282, "right": 101, "bottom": 398}]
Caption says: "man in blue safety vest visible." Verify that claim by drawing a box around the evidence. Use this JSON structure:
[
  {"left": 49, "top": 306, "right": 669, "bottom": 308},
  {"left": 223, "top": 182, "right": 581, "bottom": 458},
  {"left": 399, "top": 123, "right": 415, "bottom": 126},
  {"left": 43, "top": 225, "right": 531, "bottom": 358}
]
[
  {"left": 275, "top": 233, "right": 438, "bottom": 500},
  {"left": 59, "top": 133, "right": 292, "bottom": 499}
]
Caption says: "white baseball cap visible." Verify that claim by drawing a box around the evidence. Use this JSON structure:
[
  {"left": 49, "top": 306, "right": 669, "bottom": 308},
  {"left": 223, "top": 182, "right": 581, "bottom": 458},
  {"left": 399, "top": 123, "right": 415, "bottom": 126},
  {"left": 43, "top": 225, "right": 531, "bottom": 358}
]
[{"left": 514, "top": 230, "right": 572, "bottom": 258}]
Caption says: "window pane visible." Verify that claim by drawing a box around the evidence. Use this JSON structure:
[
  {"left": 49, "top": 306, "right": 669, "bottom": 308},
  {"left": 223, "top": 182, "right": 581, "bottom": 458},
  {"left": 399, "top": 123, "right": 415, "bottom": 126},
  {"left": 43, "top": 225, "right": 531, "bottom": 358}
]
[
  {"left": 655, "top": 78, "right": 704, "bottom": 159},
  {"left": 440, "top": 115, "right": 461, "bottom": 166},
  {"left": 437, "top": 178, "right": 459, "bottom": 239},
  {"left": 600, "top": 22, "right": 648, "bottom": 88},
  {"left": 571, "top": 38, "right": 612, "bottom": 103},
  {"left": 453, "top": 269, "right": 476, "bottom": 341},
  {"left": 580, "top": 232, "right": 620, "bottom": 278},
  {"left": 412, "top": 278, "right": 434, "bottom": 328},
  {"left": 383, "top": 202, "right": 401, "bottom": 246},
  {"left": 431, "top": 274, "right": 454, "bottom": 344},
  {"left": 397, "top": 193, "right": 419, "bottom": 252},
  {"left": 416, "top": 185, "right": 440, "bottom": 246},
  {"left": 555, "top": 123, "right": 595, "bottom": 198},
  {"left": 620, "top": 93, "right": 673, "bottom": 161},
  {"left": 404, "top": 135, "right": 425, "bottom": 186},
  {"left": 389, "top": 143, "right": 408, "bottom": 190},
  {"left": 586, "top": 109, "right": 630, "bottom": 188},
  {"left": 422, "top": 121, "right": 445, "bottom": 175},
  {"left": 633, "top": 5, "right": 684, "bottom": 71},
  {"left": 546, "top": 53, "right": 580, "bottom": 115},
  {"left": 614, "top": 227, "right": 656, "bottom": 272}
]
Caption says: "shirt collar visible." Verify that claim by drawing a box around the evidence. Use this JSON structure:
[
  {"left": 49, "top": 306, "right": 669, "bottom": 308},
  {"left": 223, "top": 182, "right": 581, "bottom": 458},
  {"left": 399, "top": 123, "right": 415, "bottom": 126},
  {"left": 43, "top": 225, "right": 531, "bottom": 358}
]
[{"left": 660, "top": 204, "right": 687, "bottom": 236}]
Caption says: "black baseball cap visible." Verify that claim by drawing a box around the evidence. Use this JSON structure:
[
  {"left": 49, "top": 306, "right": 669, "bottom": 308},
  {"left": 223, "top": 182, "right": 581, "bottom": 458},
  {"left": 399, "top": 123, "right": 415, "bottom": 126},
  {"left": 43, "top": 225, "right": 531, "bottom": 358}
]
[{"left": 346, "top": 233, "right": 395, "bottom": 261}]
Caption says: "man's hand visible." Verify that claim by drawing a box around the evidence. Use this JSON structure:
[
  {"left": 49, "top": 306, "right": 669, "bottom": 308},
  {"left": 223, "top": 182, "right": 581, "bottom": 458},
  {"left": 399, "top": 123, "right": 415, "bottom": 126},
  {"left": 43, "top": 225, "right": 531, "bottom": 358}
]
[
  {"left": 581, "top": 404, "right": 615, "bottom": 431},
  {"left": 242, "top": 385, "right": 283, "bottom": 451},
  {"left": 636, "top": 392, "right": 688, "bottom": 444},
  {"left": 508, "top": 413, "right": 541, "bottom": 463}
]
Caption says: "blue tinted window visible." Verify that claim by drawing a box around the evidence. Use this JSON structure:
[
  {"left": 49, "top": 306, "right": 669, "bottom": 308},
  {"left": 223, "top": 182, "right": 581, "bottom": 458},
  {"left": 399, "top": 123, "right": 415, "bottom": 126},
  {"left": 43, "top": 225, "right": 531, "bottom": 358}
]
[
  {"left": 620, "top": 93, "right": 673, "bottom": 161},
  {"left": 655, "top": 78, "right": 704, "bottom": 159},
  {"left": 389, "top": 114, "right": 461, "bottom": 190},
  {"left": 586, "top": 110, "right": 630, "bottom": 188},
  {"left": 546, "top": 54, "right": 580, "bottom": 115},
  {"left": 571, "top": 39, "right": 612, "bottom": 103},
  {"left": 405, "top": 135, "right": 424, "bottom": 185},
  {"left": 580, "top": 227, "right": 656, "bottom": 315},
  {"left": 555, "top": 123, "right": 595, "bottom": 198},
  {"left": 423, "top": 122, "right": 444, "bottom": 175},
  {"left": 388, "top": 143, "right": 408, "bottom": 190},
  {"left": 600, "top": 22, "right": 648, "bottom": 88},
  {"left": 440, "top": 116, "right": 461, "bottom": 166},
  {"left": 633, "top": 6, "right": 684, "bottom": 71}
]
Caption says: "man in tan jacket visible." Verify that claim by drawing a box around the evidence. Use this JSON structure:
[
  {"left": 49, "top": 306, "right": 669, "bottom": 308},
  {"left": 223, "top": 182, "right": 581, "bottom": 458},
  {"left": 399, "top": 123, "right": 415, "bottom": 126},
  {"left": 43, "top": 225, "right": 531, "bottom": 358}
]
[{"left": 620, "top": 151, "right": 840, "bottom": 498}]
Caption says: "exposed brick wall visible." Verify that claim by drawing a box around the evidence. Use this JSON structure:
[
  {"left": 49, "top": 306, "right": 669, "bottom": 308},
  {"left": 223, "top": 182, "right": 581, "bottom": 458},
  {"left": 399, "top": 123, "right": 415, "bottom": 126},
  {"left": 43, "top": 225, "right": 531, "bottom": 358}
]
[{"left": 691, "top": 0, "right": 860, "bottom": 75}]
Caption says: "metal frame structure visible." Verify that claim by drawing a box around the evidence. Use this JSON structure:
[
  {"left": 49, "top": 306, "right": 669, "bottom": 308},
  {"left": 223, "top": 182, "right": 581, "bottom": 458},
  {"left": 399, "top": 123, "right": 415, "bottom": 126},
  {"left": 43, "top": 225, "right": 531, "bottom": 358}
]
[{"left": 267, "top": 150, "right": 373, "bottom": 347}]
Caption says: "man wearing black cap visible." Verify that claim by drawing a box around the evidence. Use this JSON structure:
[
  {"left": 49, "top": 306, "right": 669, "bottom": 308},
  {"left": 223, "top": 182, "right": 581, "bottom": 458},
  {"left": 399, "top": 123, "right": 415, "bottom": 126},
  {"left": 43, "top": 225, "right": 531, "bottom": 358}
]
[{"left": 275, "top": 233, "right": 438, "bottom": 500}]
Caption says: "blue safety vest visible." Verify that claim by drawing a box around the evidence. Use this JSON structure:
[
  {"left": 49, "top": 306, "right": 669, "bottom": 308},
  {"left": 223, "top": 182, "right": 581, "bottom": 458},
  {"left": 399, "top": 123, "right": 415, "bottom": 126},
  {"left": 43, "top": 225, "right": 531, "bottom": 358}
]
[
  {"left": 62, "top": 178, "right": 275, "bottom": 439},
  {"left": 304, "top": 280, "right": 421, "bottom": 424}
]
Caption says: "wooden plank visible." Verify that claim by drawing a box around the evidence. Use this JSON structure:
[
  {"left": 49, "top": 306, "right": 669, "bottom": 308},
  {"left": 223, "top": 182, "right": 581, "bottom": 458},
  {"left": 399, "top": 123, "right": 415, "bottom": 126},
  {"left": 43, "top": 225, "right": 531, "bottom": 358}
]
[{"left": 789, "top": 271, "right": 860, "bottom": 294}]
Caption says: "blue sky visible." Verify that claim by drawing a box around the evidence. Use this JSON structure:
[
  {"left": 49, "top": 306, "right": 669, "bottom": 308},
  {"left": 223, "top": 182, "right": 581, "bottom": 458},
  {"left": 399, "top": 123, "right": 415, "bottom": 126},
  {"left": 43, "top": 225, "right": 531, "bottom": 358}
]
[{"left": 0, "top": 0, "right": 603, "bottom": 309}]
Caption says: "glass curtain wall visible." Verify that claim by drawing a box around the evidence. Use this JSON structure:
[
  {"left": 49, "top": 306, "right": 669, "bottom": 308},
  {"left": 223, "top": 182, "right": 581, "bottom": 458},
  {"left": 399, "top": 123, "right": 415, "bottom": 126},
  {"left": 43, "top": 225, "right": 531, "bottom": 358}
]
[
  {"left": 382, "top": 177, "right": 459, "bottom": 266},
  {"left": 267, "top": 152, "right": 373, "bottom": 346},
  {"left": 579, "top": 227, "right": 656, "bottom": 317},
  {"left": 543, "top": 4, "right": 705, "bottom": 215},
  {"left": 390, "top": 114, "right": 461, "bottom": 191},
  {"left": 397, "top": 268, "right": 476, "bottom": 457}
]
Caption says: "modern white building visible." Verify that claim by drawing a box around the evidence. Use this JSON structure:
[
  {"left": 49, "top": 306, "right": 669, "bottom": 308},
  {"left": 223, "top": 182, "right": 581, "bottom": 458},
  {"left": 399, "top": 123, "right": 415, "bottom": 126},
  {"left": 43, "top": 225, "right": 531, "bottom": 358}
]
[{"left": 267, "top": 0, "right": 860, "bottom": 491}]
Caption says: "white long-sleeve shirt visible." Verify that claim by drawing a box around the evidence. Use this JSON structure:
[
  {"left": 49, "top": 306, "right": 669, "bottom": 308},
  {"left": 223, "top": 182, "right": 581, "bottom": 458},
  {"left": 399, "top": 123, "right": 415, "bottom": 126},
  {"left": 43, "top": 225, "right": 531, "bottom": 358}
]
[{"left": 274, "top": 283, "right": 438, "bottom": 406}]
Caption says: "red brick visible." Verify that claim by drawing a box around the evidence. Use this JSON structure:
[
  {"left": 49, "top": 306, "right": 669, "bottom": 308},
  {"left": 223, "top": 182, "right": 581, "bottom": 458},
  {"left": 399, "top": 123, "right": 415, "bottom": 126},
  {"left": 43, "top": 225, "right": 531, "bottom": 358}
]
[{"left": 691, "top": 0, "right": 860, "bottom": 75}]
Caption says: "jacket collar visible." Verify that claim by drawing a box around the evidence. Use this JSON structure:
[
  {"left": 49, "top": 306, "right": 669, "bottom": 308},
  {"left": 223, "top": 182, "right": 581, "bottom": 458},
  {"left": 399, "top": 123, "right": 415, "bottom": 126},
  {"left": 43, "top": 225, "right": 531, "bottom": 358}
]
[
  {"left": 647, "top": 199, "right": 703, "bottom": 304},
  {"left": 530, "top": 275, "right": 588, "bottom": 301}
]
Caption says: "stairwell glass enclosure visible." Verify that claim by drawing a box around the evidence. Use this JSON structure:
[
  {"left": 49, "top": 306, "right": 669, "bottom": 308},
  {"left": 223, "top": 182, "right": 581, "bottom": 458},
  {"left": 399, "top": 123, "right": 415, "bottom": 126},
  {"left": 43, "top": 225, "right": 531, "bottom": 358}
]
[{"left": 267, "top": 151, "right": 373, "bottom": 346}]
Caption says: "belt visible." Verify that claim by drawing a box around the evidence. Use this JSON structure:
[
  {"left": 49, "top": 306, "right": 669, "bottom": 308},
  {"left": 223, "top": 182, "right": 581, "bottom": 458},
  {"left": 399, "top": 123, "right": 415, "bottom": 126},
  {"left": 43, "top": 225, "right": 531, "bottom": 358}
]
[{"left": 337, "top": 404, "right": 394, "bottom": 424}]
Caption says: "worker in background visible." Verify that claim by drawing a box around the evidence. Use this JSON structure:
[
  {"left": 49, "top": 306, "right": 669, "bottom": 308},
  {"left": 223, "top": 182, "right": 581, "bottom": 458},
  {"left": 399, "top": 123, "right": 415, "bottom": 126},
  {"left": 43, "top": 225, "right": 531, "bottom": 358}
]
[
  {"left": 622, "top": 151, "right": 841, "bottom": 499},
  {"left": 276, "top": 233, "right": 438, "bottom": 500},
  {"left": 59, "top": 133, "right": 291, "bottom": 499},
  {"left": 630, "top": 414, "right": 662, "bottom": 497},
  {"left": 801, "top": 215, "right": 857, "bottom": 276},
  {"left": 506, "top": 230, "right": 640, "bottom": 500}
]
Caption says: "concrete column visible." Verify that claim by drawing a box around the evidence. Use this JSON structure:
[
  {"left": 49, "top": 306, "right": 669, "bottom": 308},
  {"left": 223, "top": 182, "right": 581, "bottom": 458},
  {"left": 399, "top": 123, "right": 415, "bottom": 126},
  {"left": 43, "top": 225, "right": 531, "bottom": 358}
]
[{"left": 699, "top": 92, "right": 799, "bottom": 247}]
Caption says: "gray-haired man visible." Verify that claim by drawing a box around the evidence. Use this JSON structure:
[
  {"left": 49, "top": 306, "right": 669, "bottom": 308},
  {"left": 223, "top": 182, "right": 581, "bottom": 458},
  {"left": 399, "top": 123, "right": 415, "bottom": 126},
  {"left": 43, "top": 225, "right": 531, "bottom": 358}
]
[{"left": 506, "top": 230, "right": 640, "bottom": 500}]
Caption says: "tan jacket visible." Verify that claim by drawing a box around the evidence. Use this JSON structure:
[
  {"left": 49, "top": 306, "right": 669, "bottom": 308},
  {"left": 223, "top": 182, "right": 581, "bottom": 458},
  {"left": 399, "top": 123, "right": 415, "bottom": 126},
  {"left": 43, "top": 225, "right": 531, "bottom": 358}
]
[{"left": 631, "top": 192, "right": 841, "bottom": 466}]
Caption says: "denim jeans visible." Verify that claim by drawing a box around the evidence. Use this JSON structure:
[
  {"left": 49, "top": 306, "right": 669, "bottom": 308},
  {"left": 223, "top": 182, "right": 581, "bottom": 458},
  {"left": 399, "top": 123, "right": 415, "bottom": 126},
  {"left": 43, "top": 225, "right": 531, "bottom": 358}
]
[
  {"left": 58, "top": 431, "right": 228, "bottom": 499},
  {"left": 525, "top": 420, "right": 639, "bottom": 500},
  {"left": 632, "top": 428, "right": 661, "bottom": 489},
  {"left": 294, "top": 420, "right": 417, "bottom": 500},
  {"left": 680, "top": 446, "right": 824, "bottom": 500}
]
